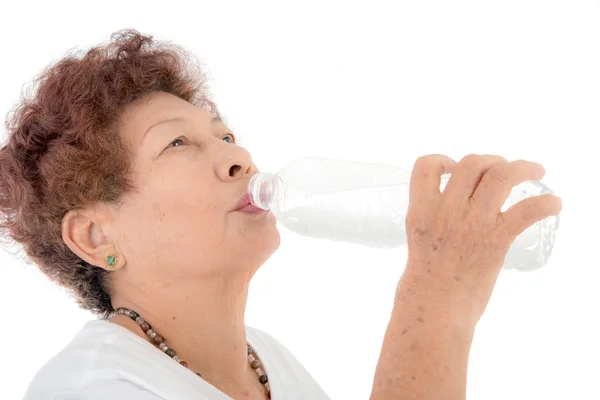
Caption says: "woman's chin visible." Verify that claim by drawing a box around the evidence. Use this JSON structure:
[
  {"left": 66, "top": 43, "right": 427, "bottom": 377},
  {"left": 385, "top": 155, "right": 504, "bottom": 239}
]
[
  {"left": 240, "top": 225, "right": 280, "bottom": 261},
  {"left": 250, "top": 224, "right": 281, "bottom": 253}
]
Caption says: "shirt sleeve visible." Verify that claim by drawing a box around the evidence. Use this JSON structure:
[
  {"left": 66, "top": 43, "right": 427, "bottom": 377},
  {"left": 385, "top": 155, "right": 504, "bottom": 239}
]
[{"left": 53, "top": 379, "right": 165, "bottom": 400}]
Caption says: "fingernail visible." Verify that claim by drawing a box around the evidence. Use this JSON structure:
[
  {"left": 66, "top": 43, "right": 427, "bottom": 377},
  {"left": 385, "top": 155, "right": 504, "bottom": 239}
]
[{"left": 537, "top": 163, "right": 546, "bottom": 173}]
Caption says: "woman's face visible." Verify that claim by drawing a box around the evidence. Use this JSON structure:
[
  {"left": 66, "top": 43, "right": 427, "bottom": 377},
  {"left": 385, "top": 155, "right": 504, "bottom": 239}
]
[{"left": 112, "top": 92, "right": 280, "bottom": 283}]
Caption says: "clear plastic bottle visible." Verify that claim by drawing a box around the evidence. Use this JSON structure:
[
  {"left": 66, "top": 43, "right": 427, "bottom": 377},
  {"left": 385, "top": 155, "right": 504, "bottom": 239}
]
[{"left": 248, "top": 158, "right": 560, "bottom": 271}]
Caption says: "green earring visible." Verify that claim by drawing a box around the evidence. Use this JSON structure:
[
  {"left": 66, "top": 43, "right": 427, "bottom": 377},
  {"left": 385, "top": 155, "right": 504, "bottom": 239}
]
[{"left": 106, "top": 254, "right": 118, "bottom": 270}]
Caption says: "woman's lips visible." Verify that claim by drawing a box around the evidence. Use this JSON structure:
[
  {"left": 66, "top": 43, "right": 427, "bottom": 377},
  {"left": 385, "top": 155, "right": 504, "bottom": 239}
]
[
  {"left": 232, "top": 194, "right": 251, "bottom": 211},
  {"left": 232, "top": 194, "right": 267, "bottom": 214},
  {"left": 235, "top": 203, "right": 267, "bottom": 214}
]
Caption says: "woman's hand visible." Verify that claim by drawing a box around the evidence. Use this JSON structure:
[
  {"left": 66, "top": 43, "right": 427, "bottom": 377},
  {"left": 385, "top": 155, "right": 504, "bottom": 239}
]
[
  {"left": 403, "top": 153, "right": 562, "bottom": 322},
  {"left": 371, "top": 154, "right": 562, "bottom": 400}
]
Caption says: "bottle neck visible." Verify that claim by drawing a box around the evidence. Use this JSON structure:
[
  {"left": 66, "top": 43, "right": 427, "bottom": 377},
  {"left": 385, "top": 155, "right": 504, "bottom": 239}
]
[{"left": 248, "top": 172, "right": 280, "bottom": 210}]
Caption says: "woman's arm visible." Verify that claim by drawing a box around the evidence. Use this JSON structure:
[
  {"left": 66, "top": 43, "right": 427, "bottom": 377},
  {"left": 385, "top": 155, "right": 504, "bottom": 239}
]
[
  {"left": 370, "top": 272, "right": 476, "bottom": 400},
  {"left": 370, "top": 154, "right": 561, "bottom": 400}
]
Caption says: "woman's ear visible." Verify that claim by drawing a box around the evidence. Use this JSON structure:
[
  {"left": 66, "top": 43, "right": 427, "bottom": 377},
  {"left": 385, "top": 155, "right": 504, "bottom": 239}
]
[{"left": 62, "top": 207, "right": 126, "bottom": 271}]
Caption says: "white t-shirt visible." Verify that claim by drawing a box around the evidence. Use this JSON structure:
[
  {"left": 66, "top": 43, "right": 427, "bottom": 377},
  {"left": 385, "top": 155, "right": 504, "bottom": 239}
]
[{"left": 24, "top": 320, "right": 330, "bottom": 400}]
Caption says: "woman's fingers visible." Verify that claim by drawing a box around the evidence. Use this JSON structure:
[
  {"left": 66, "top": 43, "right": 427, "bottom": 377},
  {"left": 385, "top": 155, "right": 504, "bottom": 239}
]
[
  {"left": 499, "top": 193, "right": 562, "bottom": 237},
  {"left": 442, "top": 154, "right": 507, "bottom": 201},
  {"left": 472, "top": 160, "right": 546, "bottom": 216},
  {"left": 409, "top": 155, "right": 457, "bottom": 205}
]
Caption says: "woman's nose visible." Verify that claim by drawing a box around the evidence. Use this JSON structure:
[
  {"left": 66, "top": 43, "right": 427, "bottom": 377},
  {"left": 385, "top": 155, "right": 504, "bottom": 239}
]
[{"left": 215, "top": 146, "right": 256, "bottom": 181}]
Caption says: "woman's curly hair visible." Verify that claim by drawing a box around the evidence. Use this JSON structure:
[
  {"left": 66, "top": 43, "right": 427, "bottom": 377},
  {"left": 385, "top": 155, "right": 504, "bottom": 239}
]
[{"left": 0, "top": 29, "right": 216, "bottom": 318}]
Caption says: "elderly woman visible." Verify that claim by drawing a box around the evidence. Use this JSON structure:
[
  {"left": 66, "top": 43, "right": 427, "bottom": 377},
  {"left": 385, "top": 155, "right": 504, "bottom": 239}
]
[{"left": 0, "top": 30, "right": 561, "bottom": 400}]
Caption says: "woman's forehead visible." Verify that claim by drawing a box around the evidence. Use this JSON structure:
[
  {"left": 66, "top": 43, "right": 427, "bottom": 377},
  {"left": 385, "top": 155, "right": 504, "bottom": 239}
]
[{"left": 119, "top": 92, "right": 220, "bottom": 144}]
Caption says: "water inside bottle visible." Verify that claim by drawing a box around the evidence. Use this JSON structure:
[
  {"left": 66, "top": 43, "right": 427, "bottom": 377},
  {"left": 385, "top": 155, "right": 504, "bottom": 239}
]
[
  {"left": 273, "top": 177, "right": 559, "bottom": 270},
  {"left": 499, "top": 181, "right": 560, "bottom": 270},
  {"left": 275, "top": 184, "right": 411, "bottom": 248}
]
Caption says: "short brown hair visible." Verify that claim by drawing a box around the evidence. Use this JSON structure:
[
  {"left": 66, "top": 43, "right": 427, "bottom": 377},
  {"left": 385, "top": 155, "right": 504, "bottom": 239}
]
[{"left": 0, "top": 29, "right": 216, "bottom": 318}]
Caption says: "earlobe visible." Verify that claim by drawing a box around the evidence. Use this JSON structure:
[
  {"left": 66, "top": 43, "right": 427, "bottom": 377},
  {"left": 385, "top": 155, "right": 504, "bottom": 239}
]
[
  {"left": 61, "top": 209, "right": 125, "bottom": 271},
  {"left": 106, "top": 253, "right": 120, "bottom": 270}
]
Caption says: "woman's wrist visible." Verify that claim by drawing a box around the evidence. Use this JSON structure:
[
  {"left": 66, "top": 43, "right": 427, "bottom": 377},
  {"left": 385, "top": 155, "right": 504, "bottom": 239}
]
[
  {"left": 371, "top": 266, "right": 478, "bottom": 400},
  {"left": 394, "top": 267, "right": 481, "bottom": 334}
]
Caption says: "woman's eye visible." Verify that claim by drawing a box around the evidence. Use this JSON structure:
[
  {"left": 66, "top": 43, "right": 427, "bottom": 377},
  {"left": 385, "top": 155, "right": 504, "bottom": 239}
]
[
  {"left": 165, "top": 137, "right": 187, "bottom": 150},
  {"left": 165, "top": 134, "right": 234, "bottom": 151},
  {"left": 222, "top": 134, "right": 236, "bottom": 144}
]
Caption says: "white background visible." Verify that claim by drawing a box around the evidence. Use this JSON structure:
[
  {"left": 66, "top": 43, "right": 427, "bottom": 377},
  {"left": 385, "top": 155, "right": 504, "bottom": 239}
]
[{"left": 1, "top": 1, "right": 598, "bottom": 399}]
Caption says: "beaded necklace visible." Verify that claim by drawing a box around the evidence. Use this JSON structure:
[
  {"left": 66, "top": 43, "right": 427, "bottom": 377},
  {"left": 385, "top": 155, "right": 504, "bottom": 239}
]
[{"left": 113, "top": 307, "right": 271, "bottom": 399}]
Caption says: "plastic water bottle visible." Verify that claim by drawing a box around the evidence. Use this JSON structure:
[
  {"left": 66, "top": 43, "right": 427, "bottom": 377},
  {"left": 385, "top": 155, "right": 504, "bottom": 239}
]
[{"left": 248, "top": 158, "right": 560, "bottom": 271}]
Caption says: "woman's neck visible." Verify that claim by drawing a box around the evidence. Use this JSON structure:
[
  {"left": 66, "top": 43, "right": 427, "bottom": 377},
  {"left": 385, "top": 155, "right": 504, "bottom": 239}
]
[{"left": 110, "top": 274, "right": 266, "bottom": 399}]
